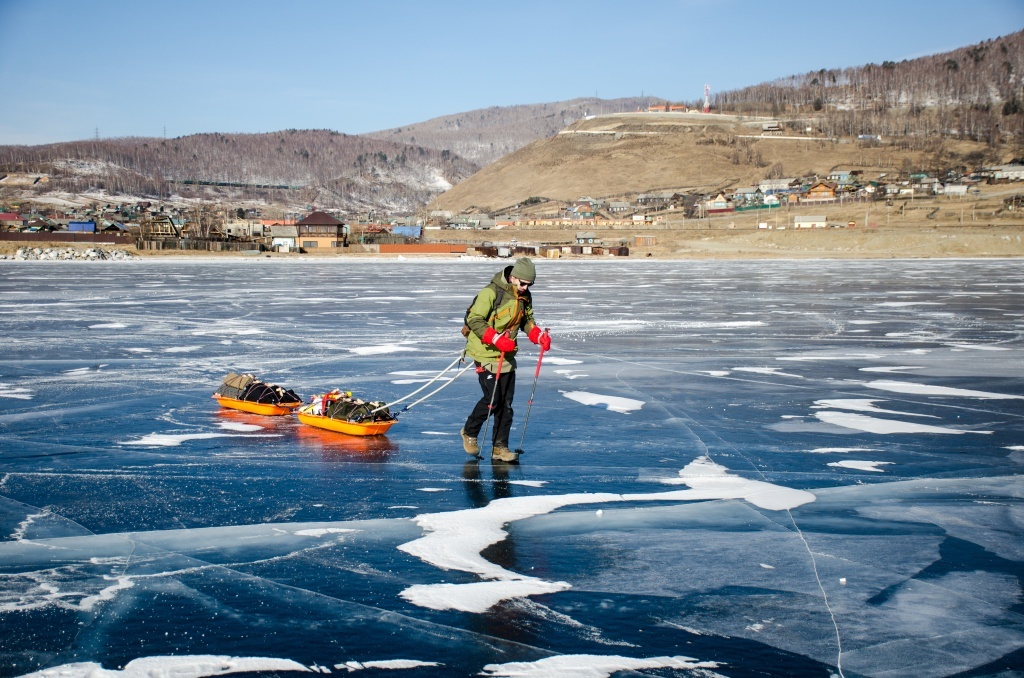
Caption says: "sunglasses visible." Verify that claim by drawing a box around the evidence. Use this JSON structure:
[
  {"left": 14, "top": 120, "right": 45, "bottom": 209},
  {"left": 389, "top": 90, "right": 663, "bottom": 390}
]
[{"left": 515, "top": 279, "right": 534, "bottom": 287}]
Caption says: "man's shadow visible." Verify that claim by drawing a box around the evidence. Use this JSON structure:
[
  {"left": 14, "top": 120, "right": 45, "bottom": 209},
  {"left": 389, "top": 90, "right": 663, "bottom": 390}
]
[{"left": 461, "top": 459, "right": 536, "bottom": 643}]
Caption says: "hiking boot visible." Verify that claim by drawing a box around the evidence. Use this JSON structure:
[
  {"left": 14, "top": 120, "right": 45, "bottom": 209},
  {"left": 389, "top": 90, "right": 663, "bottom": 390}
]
[
  {"left": 460, "top": 428, "right": 480, "bottom": 455},
  {"left": 491, "top": 444, "right": 519, "bottom": 463}
]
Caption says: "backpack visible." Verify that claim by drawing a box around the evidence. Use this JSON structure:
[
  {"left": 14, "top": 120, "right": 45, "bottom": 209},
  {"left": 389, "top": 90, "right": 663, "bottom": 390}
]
[
  {"left": 461, "top": 282, "right": 506, "bottom": 338},
  {"left": 217, "top": 372, "right": 255, "bottom": 399}
]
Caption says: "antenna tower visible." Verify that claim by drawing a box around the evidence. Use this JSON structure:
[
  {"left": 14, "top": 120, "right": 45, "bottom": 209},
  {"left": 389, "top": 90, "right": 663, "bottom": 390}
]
[{"left": 703, "top": 84, "right": 710, "bottom": 114}]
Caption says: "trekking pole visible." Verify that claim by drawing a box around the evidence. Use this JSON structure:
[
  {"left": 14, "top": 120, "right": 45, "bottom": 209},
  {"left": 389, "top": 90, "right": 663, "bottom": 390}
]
[
  {"left": 479, "top": 351, "right": 504, "bottom": 453},
  {"left": 515, "top": 330, "right": 548, "bottom": 455}
]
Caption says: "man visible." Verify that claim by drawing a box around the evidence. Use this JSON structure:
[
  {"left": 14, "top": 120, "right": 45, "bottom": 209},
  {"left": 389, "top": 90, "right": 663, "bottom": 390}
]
[{"left": 461, "top": 257, "right": 551, "bottom": 463}]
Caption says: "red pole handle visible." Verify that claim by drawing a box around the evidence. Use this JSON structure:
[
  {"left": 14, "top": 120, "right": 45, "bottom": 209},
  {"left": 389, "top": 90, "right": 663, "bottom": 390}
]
[{"left": 534, "top": 328, "right": 549, "bottom": 378}]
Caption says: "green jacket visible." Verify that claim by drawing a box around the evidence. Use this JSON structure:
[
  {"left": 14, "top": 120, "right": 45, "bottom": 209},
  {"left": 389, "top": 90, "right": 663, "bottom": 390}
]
[{"left": 464, "top": 266, "right": 537, "bottom": 373}]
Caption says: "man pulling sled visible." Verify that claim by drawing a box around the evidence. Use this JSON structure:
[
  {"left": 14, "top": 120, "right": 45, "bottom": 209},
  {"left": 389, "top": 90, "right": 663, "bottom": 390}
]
[{"left": 460, "top": 257, "right": 551, "bottom": 463}]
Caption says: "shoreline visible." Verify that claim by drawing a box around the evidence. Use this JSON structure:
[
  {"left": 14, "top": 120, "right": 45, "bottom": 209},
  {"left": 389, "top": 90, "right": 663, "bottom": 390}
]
[{"left": 2, "top": 225, "right": 1023, "bottom": 261}]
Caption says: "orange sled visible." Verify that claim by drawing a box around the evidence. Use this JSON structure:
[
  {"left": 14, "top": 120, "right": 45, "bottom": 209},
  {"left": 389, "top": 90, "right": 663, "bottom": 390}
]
[
  {"left": 213, "top": 394, "right": 302, "bottom": 417},
  {"left": 212, "top": 372, "right": 303, "bottom": 416},
  {"left": 297, "top": 390, "right": 396, "bottom": 437},
  {"left": 296, "top": 411, "right": 397, "bottom": 436}
]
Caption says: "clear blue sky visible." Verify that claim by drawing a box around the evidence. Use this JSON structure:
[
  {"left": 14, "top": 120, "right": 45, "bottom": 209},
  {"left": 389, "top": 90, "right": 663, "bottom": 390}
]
[{"left": 1, "top": 0, "right": 1021, "bottom": 145}]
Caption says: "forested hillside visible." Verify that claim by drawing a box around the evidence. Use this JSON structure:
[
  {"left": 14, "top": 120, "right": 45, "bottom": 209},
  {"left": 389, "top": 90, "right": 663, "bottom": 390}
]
[
  {"left": 0, "top": 130, "right": 478, "bottom": 212},
  {"left": 712, "top": 30, "right": 1024, "bottom": 145},
  {"left": 362, "top": 97, "right": 651, "bottom": 165}
]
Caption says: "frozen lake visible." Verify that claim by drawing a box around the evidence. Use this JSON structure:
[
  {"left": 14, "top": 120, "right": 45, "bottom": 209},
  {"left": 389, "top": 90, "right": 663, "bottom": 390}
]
[{"left": 1, "top": 257, "right": 1022, "bottom": 678}]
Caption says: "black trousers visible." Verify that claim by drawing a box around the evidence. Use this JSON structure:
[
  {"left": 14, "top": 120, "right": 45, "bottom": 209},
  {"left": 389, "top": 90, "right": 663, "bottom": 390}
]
[{"left": 464, "top": 368, "right": 516, "bottom": 446}]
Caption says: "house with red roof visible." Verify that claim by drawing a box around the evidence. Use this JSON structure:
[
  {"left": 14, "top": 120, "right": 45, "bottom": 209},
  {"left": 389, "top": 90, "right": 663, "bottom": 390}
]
[{"left": 295, "top": 211, "right": 346, "bottom": 250}]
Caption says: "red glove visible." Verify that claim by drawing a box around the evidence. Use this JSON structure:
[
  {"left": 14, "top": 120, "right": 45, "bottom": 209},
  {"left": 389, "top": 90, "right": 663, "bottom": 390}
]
[
  {"left": 528, "top": 326, "right": 551, "bottom": 351},
  {"left": 483, "top": 327, "right": 516, "bottom": 353}
]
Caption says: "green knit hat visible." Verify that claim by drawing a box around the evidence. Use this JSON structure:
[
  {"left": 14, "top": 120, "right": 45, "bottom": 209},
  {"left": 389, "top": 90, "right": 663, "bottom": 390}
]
[{"left": 510, "top": 257, "right": 536, "bottom": 283}]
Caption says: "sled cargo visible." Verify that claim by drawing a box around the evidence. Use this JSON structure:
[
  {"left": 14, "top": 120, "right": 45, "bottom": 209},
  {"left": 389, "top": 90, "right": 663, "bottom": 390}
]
[
  {"left": 297, "top": 390, "right": 397, "bottom": 437},
  {"left": 213, "top": 372, "right": 302, "bottom": 416}
]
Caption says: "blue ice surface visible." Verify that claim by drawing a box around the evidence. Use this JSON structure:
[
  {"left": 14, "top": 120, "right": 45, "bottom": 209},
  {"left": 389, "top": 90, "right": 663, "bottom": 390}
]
[{"left": 0, "top": 257, "right": 1022, "bottom": 678}]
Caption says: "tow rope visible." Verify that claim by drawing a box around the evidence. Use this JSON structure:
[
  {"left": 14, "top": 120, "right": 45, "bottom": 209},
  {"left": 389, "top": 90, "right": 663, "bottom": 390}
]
[{"left": 364, "top": 353, "right": 472, "bottom": 418}]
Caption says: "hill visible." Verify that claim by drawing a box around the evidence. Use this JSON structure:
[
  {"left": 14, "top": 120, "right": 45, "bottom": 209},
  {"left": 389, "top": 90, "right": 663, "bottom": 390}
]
[
  {"left": 428, "top": 110, "right": 1002, "bottom": 214},
  {"left": 362, "top": 97, "right": 651, "bottom": 166},
  {"left": 430, "top": 31, "right": 1024, "bottom": 214},
  {"left": 0, "top": 130, "right": 478, "bottom": 214}
]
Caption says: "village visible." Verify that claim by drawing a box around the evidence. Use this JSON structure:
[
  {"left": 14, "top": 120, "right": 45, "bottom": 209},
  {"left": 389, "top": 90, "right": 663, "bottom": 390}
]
[{"left": 1, "top": 160, "right": 1023, "bottom": 259}]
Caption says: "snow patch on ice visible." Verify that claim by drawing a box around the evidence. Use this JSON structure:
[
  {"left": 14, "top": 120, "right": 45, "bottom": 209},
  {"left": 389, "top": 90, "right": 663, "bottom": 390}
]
[
  {"left": 479, "top": 654, "right": 719, "bottom": 677},
  {"left": 18, "top": 655, "right": 312, "bottom": 678},
  {"left": 78, "top": 576, "right": 134, "bottom": 611},
  {"left": 391, "top": 378, "right": 456, "bottom": 385},
  {"left": 163, "top": 346, "right": 202, "bottom": 353},
  {"left": 335, "top": 659, "right": 440, "bottom": 671},
  {"left": 865, "top": 380, "right": 1024, "bottom": 400},
  {"left": 218, "top": 422, "right": 263, "bottom": 432},
  {"left": 191, "top": 327, "right": 263, "bottom": 336},
  {"left": 657, "top": 456, "right": 817, "bottom": 511},
  {"left": 347, "top": 343, "right": 417, "bottom": 356},
  {"left": 812, "top": 398, "right": 937, "bottom": 418},
  {"left": 398, "top": 457, "right": 814, "bottom": 612},
  {"left": 88, "top": 322, "right": 126, "bottom": 329},
  {"left": 561, "top": 391, "right": 643, "bottom": 414},
  {"left": 829, "top": 460, "right": 894, "bottom": 472},
  {"left": 292, "top": 528, "right": 357, "bottom": 537},
  {"left": 808, "top": 447, "right": 879, "bottom": 454},
  {"left": 778, "top": 353, "right": 883, "bottom": 362},
  {"left": 815, "top": 410, "right": 991, "bottom": 435},
  {"left": 0, "top": 383, "right": 33, "bottom": 400},
  {"left": 860, "top": 366, "right": 925, "bottom": 373},
  {"left": 122, "top": 431, "right": 282, "bottom": 446},
  {"left": 543, "top": 357, "right": 583, "bottom": 365},
  {"left": 944, "top": 343, "right": 1010, "bottom": 351},
  {"left": 10, "top": 511, "right": 50, "bottom": 541},
  {"left": 733, "top": 367, "right": 803, "bottom": 379},
  {"left": 62, "top": 366, "right": 107, "bottom": 376}
]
